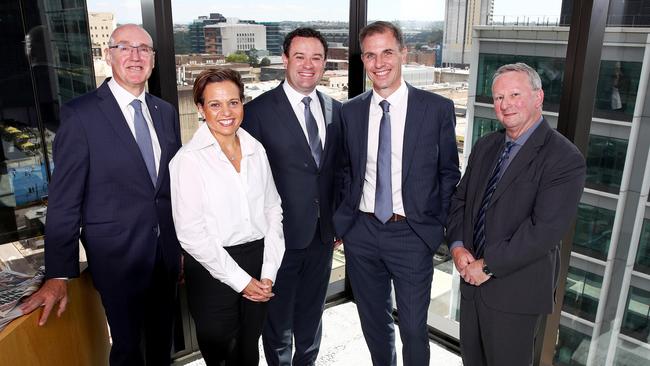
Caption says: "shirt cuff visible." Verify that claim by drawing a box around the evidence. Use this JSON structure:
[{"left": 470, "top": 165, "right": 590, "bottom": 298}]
[{"left": 449, "top": 241, "right": 464, "bottom": 251}]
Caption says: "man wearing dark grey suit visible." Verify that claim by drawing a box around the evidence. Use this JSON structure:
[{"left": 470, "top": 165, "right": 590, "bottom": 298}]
[{"left": 446, "top": 63, "right": 586, "bottom": 366}]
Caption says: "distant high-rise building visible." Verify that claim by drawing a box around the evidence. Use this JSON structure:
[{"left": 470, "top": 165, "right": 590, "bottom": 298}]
[
  {"left": 442, "top": 0, "right": 493, "bottom": 67},
  {"left": 189, "top": 13, "right": 226, "bottom": 53},
  {"left": 204, "top": 23, "right": 266, "bottom": 56},
  {"left": 261, "top": 22, "right": 282, "bottom": 55},
  {"left": 88, "top": 12, "right": 115, "bottom": 57}
]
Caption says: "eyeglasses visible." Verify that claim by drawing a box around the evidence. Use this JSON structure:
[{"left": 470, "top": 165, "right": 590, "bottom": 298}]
[{"left": 108, "top": 43, "right": 155, "bottom": 56}]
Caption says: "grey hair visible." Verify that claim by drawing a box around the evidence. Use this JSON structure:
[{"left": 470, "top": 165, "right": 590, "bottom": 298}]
[
  {"left": 108, "top": 24, "right": 153, "bottom": 47},
  {"left": 492, "top": 62, "right": 542, "bottom": 91}
]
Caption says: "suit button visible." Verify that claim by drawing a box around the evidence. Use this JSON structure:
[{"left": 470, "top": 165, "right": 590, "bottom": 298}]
[
  {"left": 304, "top": 162, "right": 309, "bottom": 167},
  {"left": 153, "top": 226, "right": 159, "bottom": 235},
  {"left": 155, "top": 199, "right": 160, "bottom": 205},
  {"left": 314, "top": 198, "right": 319, "bottom": 204}
]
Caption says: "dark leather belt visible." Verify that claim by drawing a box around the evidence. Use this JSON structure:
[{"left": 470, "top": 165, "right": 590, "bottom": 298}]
[{"left": 364, "top": 212, "right": 406, "bottom": 222}]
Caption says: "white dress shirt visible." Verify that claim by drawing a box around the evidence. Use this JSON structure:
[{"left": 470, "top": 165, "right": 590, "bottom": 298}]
[
  {"left": 360, "top": 80, "right": 408, "bottom": 216},
  {"left": 170, "top": 123, "right": 285, "bottom": 293},
  {"left": 282, "top": 82, "right": 327, "bottom": 145},
  {"left": 107, "top": 78, "right": 161, "bottom": 173}
]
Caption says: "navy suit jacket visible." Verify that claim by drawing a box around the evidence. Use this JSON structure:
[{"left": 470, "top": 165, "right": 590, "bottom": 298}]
[
  {"left": 44, "top": 80, "right": 182, "bottom": 297},
  {"left": 242, "top": 84, "right": 342, "bottom": 250},
  {"left": 334, "top": 84, "right": 460, "bottom": 252},
  {"left": 446, "top": 120, "right": 586, "bottom": 314}
]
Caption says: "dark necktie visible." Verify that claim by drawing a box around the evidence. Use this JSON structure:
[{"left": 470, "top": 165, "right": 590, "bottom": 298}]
[
  {"left": 375, "top": 100, "right": 392, "bottom": 224},
  {"left": 301, "top": 96, "right": 323, "bottom": 168},
  {"left": 473, "top": 141, "right": 515, "bottom": 258},
  {"left": 130, "top": 99, "right": 157, "bottom": 186}
]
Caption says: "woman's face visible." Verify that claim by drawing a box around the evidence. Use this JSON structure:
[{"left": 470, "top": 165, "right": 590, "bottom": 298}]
[{"left": 197, "top": 80, "right": 243, "bottom": 140}]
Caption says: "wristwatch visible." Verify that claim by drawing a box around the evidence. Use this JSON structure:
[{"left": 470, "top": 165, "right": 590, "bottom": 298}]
[{"left": 482, "top": 262, "right": 493, "bottom": 277}]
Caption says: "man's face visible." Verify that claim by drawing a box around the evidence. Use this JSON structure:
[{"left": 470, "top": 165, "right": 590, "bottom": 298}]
[
  {"left": 492, "top": 71, "right": 544, "bottom": 139},
  {"left": 105, "top": 25, "right": 155, "bottom": 96},
  {"left": 283, "top": 36, "right": 326, "bottom": 95},
  {"left": 361, "top": 31, "right": 406, "bottom": 99}
]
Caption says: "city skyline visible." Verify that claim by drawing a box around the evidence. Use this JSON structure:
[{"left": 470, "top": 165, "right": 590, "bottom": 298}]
[{"left": 88, "top": 0, "right": 562, "bottom": 24}]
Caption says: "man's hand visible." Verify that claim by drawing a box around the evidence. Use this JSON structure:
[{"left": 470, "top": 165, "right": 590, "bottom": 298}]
[
  {"left": 20, "top": 278, "right": 68, "bottom": 326},
  {"left": 459, "top": 259, "right": 490, "bottom": 286},
  {"left": 242, "top": 278, "right": 273, "bottom": 302},
  {"left": 450, "top": 246, "right": 475, "bottom": 272}
]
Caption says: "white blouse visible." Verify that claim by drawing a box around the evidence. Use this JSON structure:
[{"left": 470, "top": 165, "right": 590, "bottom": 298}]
[{"left": 170, "top": 123, "right": 285, "bottom": 293}]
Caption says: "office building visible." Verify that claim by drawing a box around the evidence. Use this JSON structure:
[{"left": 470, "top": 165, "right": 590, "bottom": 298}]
[
  {"left": 261, "top": 22, "right": 282, "bottom": 55},
  {"left": 188, "top": 13, "right": 226, "bottom": 53},
  {"left": 466, "top": 24, "right": 650, "bottom": 365},
  {"left": 442, "top": 0, "right": 493, "bottom": 66},
  {"left": 88, "top": 12, "right": 115, "bottom": 57},
  {"left": 203, "top": 22, "right": 266, "bottom": 56}
]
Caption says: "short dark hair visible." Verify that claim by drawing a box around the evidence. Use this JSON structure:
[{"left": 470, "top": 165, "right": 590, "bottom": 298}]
[
  {"left": 359, "top": 21, "right": 405, "bottom": 50},
  {"left": 283, "top": 27, "right": 328, "bottom": 58},
  {"left": 192, "top": 68, "right": 244, "bottom": 105}
]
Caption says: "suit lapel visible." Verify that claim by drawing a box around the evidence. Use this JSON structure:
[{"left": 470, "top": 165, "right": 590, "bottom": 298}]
[
  {"left": 271, "top": 85, "right": 317, "bottom": 167},
  {"left": 489, "top": 120, "right": 550, "bottom": 205},
  {"left": 317, "top": 91, "right": 334, "bottom": 168},
  {"left": 97, "top": 83, "right": 155, "bottom": 190},
  {"left": 146, "top": 93, "right": 168, "bottom": 195},
  {"left": 357, "top": 92, "right": 372, "bottom": 180},
  {"left": 402, "top": 85, "right": 426, "bottom": 181},
  {"left": 471, "top": 134, "right": 504, "bottom": 221}
]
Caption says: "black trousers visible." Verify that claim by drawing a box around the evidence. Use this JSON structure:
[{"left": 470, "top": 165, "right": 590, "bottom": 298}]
[{"left": 184, "top": 239, "right": 267, "bottom": 366}]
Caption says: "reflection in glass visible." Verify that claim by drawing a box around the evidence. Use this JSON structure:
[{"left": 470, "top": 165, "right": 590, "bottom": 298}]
[
  {"left": 554, "top": 324, "right": 590, "bottom": 366},
  {"left": 572, "top": 203, "right": 615, "bottom": 261},
  {"left": 476, "top": 54, "right": 641, "bottom": 121},
  {"left": 562, "top": 266, "right": 603, "bottom": 322},
  {"left": 585, "top": 134, "right": 627, "bottom": 192},
  {"left": 621, "top": 286, "right": 650, "bottom": 343},
  {"left": 0, "top": 0, "right": 93, "bottom": 244},
  {"left": 472, "top": 117, "right": 501, "bottom": 145},
  {"left": 634, "top": 219, "right": 650, "bottom": 274}
]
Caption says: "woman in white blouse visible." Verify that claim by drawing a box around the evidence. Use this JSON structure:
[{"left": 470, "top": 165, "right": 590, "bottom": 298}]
[{"left": 170, "top": 68, "right": 284, "bottom": 366}]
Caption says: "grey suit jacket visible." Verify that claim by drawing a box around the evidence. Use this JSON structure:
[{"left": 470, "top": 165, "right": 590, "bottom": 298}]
[{"left": 446, "top": 119, "right": 586, "bottom": 315}]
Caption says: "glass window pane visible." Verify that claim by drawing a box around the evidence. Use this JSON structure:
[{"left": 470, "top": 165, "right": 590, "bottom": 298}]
[
  {"left": 553, "top": 324, "right": 591, "bottom": 366},
  {"left": 634, "top": 219, "right": 650, "bottom": 274},
  {"left": 562, "top": 266, "right": 603, "bottom": 322},
  {"left": 573, "top": 203, "right": 615, "bottom": 261},
  {"left": 621, "top": 286, "right": 650, "bottom": 343}
]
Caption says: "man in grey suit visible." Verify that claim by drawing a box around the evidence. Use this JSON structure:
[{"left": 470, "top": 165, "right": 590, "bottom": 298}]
[{"left": 446, "top": 63, "right": 586, "bottom": 366}]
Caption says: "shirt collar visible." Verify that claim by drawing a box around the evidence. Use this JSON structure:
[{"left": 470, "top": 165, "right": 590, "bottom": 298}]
[
  {"left": 506, "top": 117, "right": 544, "bottom": 146},
  {"left": 185, "top": 122, "right": 259, "bottom": 158},
  {"left": 282, "top": 81, "right": 319, "bottom": 108},
  {"left": 371, "top": 79, "right": 407, "bottom": 108},
  {"left": 108, "top": 78, "right": 146, "bottom": 108}
]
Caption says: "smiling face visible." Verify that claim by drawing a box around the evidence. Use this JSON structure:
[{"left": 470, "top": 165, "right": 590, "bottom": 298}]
[
  {"left": 361, "top": 31, "right": 406, "bottom": 99},
  {"left": 492, "top": 71, "right": 544, "bottom": 140},
  {"left": 283, "top": 36, "right": 326, "bottom": 95},
  {"left": 197, "top": 80, "right": 243, "bottom": 143},
  {"left": 105, "top": 25, "right": 154, "bottom": 96}
]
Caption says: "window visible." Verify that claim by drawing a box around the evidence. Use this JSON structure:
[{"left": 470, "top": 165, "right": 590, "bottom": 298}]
[{"left": 573, "top": 203, "right": 615, "bottom": 261}]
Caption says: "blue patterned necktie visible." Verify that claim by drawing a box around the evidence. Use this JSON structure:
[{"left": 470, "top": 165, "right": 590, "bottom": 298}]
[
  {"left": 473, "top": 141, "right": 515, "bottom": 258},
  {"left": 375, "top": 100, "right": 392, "bottom": 224},
  {"left": 301, "top": 96, "right": 323, "bottom": 168},
  {"left": 130, "top": 99, "right": 157, "bottom": 186}
]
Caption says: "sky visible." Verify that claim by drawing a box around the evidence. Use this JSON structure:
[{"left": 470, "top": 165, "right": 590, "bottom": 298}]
[{"left": 88, "top": 0, "right": 563, "bottom": 24}]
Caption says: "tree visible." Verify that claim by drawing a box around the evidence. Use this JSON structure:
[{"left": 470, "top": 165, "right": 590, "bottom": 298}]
[
  {"left": 225, "top": 51, "right": 249, "bottom": 63},
  {"left": 260, "top": 57, "right": 271, "bottom": 66}
]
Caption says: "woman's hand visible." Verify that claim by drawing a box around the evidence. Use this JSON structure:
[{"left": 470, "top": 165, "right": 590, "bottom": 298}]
[{"left": 242, "top": 278, "right": 274, "bottom": 302}]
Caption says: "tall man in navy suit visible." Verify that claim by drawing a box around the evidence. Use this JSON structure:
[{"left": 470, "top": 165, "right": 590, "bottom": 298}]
[
  {"left": 22, "top": 24, "right": 182, "bottom": 365},
  {"left": 334, "top": 21, "right": 460, "bottom": 366},
  {"left": 242, "top": 28, "right": 342, "bottom": 366},
  {"left": 447, "top": 63, "right": 585, "bottom": 366}
]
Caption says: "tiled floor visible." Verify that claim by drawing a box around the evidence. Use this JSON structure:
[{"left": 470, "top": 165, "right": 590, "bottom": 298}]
[{"left": 180, "top": 301, "right": 463, "bottom": 366}]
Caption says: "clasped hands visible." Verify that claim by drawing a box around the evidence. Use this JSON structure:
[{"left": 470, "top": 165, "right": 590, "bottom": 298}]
[
  {"left": 450, "top": 247, "right": 491, "bottom": 286},
  {"left": 242, "top": 278, "right": 274, "bottom": 302}
]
